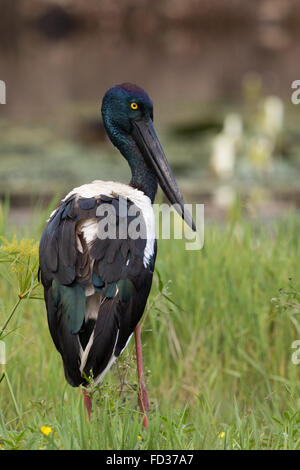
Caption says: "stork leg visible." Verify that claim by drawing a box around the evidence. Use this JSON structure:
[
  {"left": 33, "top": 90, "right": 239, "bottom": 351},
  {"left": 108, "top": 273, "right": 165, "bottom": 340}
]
[
  {"left": 134, "top": 322, "right": 149, "bottom": 429},
  {"left": 82, "top": 389, "right": 92, "bottom": 422}
]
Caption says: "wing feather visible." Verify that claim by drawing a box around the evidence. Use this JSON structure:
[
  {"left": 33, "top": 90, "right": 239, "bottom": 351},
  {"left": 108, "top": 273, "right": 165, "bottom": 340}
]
[{"left": 39, "top": 192, "right": 156, "bottom": 386}]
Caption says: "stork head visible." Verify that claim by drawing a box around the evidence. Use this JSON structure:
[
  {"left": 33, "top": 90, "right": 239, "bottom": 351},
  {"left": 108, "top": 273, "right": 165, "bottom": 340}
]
[{"left": 101, "top": 83, "right": 196, "bottom": 231}]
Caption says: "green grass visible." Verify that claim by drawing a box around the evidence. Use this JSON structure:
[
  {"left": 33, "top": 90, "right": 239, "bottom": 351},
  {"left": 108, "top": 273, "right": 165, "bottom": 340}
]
[{"left": 0, "top": 206, "right": 300, "bottom": 450}]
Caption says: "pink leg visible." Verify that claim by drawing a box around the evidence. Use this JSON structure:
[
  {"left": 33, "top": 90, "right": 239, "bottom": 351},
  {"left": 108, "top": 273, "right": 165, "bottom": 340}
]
[
  {"left": 82, "top": 389, "right": 92, "bottom": 422},
  {"left": 134, "top": 322, "right": 149, "bottom": 430}
]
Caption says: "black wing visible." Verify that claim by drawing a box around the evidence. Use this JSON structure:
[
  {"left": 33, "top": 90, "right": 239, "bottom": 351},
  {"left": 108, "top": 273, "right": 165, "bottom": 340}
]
[{"left": 39, "top": 194, "right": 156, "bottom": 386}]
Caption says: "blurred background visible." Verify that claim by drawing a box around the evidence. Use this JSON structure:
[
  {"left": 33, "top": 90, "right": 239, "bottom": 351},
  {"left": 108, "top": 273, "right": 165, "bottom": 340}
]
[
  {"left": 1, "top": 0, "right": 300, "bottom": 224},
  {"left": 2, "top": 1, "right": 300, "bottom": 450}
]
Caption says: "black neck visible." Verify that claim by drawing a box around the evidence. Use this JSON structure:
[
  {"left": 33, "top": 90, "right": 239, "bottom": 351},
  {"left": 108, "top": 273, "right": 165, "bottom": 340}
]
[
  {"left": 105, "top": 122, "right": 158, "bottom": 203},
  {"left": 129, "top": 158, "right": 158, "bottom": 203}
]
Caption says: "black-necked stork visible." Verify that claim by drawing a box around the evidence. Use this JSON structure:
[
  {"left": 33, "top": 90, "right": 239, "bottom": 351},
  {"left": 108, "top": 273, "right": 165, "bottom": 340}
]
[{"left": 39, "top": 83, "right": 195, "bottom": 428}]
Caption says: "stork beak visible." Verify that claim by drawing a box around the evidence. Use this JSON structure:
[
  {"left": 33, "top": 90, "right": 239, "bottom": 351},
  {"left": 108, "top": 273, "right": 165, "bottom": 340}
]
[{"left": 132, "top": 118, "right": 196, "bottom": 231}]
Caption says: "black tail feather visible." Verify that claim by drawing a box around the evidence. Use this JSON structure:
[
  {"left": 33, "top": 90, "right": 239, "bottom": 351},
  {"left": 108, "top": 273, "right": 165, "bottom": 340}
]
[{"left": 83, "top": 298, "right": 119, "bottom": 381}]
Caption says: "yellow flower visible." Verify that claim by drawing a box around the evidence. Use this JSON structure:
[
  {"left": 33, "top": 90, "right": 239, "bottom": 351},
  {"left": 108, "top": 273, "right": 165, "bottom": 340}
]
[
  {"left": 217, "top": 431, "right": 225, "bottom": 439},
  {"left": 40, "top": 426, "right": 52, "bottom": 437},
  {"left": 137, "top": 435, "right": 142, "bottom": 440}
]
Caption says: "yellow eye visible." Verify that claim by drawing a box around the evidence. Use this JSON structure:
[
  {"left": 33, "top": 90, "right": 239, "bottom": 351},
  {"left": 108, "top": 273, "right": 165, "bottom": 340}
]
[{"left": 131, "top": 102, "right": 138, "bottom": 110}]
